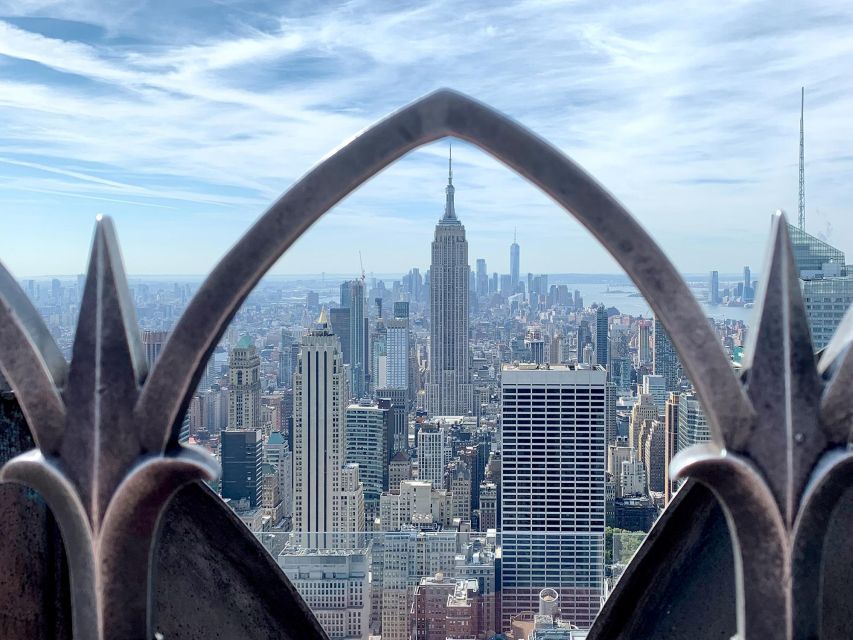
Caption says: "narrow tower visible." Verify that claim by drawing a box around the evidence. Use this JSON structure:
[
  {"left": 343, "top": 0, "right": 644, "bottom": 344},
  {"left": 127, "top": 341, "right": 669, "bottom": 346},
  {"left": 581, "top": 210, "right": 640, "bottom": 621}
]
[
  {"left": 510, "top": 228, "right": 520, "bottom": 292},
  {"left": 799, "top": 86, "right": 805, "bottom": 231},
  {"left": 427, "top": 143, "right": 472, "bottom": 416}
]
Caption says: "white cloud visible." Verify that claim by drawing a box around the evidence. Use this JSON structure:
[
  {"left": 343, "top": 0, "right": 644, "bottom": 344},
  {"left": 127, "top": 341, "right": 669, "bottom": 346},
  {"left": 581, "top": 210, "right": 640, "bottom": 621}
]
[{"left": 0, "top": 0, "right": 852, "bottom": 276}]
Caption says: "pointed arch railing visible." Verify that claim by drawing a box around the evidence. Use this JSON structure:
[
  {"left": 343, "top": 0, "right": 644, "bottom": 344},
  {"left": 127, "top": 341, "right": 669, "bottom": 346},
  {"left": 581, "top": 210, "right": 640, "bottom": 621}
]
[{"left": 0, "top": 89, "right": 851, "bottom": 639}]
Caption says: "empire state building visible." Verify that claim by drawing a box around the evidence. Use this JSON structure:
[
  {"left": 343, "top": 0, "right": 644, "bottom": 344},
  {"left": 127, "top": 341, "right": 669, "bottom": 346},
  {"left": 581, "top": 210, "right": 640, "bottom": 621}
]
[{"left": 427, "top": 147, "right": 472, "bottom": 416}]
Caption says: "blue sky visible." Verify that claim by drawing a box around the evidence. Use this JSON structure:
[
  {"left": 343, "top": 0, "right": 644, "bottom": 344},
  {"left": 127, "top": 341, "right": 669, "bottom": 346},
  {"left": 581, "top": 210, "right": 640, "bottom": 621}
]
[{"left": 1, "top": 0, "right": 852, "bottom": 277}]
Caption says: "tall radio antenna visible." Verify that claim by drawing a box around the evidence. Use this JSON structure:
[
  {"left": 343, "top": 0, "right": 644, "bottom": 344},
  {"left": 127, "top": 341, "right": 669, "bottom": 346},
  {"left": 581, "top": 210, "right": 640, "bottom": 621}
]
[{"left": 799, "top": 86, "right": 805, "bottom": 231}]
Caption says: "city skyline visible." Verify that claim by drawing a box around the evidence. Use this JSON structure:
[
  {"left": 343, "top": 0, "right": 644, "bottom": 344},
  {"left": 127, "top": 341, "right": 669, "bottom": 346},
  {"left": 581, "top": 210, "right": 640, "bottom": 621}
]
[{"left": 3, "top": 3, "right": 853, "bottom": 277}]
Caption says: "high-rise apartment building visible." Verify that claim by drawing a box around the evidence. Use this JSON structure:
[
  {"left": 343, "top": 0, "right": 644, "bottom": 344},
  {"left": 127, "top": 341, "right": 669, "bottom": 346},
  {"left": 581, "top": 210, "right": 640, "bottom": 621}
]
[
  {"left": 426, "top": 152, "right": 472, "bottom": 416},
  {"left": 227, "top": 335, "right": 261, "bottom": 431},
  {"left": 293, "top": 310, "right": 351, "bottom": 547},
  {"left": 500, "top": 363, "right": 606, "bottom": 629}
]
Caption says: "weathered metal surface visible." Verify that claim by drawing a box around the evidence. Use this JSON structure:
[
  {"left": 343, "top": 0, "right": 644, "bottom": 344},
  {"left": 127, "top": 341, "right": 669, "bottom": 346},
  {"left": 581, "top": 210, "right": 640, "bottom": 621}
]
[
  {"left": 0, "top": 88, "right": 851, "bottom": 639},
  {"left": 670, "top": 216, "right": 853, "bottom": 639},
  {"left": 0, "top": 387, "right": 71, "bottom": 640},
  {"left": 588, "top": 481, "right": 736, "bottom": 640},
  {"left": 156, "top": 483, "right": 328, "bottom": 640}
]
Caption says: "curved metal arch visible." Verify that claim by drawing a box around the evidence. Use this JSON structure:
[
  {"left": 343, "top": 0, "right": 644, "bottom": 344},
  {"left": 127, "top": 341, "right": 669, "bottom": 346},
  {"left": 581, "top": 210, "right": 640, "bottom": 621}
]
[{"left": 137, "top": 88, "right": 754, "bottom": 453}]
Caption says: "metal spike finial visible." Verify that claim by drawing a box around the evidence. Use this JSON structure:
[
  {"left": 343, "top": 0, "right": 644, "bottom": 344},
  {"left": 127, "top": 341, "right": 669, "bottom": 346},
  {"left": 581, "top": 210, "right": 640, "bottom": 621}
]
[
  {"left": 0, "top": 216, "right": 219, "bottom": 639},
  {"left": 448, "top": 140, "right": 453, "bottom": 185},
  {"left": 670, "top": 208, "right": 853, "bottom": 637}
]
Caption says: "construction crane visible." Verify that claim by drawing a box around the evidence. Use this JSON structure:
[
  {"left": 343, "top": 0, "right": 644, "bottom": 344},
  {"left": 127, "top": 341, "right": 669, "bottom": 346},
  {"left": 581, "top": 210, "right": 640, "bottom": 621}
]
[
  {"left": 359, "top": 250, "right": 366, "bottom": 285},
  {"left": 799, "top": 86, "right": 806, "bottom": 231}
]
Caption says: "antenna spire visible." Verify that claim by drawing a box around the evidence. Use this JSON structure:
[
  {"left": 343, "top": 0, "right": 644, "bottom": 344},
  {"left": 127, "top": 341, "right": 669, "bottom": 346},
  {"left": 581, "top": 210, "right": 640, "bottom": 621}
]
[
  {"left": 441, "top": 141, "right": 457, "bottom": 222},
  {"left": 799, "top": 86, "right": 805, "bottom": 231}
]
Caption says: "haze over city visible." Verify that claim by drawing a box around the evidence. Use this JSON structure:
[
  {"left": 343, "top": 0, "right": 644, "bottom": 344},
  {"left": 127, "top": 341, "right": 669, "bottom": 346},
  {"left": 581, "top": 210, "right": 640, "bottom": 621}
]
[{"left": 2, "top": 1, "right": 853, "bottom": 277}]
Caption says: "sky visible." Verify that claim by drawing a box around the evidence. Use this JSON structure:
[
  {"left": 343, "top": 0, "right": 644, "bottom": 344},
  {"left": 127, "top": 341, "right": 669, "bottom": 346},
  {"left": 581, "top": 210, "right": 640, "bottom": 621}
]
[{"left": 1, "top": 0, "right": 853, "bottom": 278}]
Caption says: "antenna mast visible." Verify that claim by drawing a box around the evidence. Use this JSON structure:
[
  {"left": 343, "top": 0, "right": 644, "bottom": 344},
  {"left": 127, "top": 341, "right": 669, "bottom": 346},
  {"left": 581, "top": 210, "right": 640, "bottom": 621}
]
[{"left": 799, "top": 86, "right": 805, "bottom": 231}]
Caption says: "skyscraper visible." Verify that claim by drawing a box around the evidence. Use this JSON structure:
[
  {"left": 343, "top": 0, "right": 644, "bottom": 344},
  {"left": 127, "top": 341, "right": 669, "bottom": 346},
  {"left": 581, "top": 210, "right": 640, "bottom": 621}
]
[
  {"left": 653, "top": 317, "right": 680, "bottom": 392},
  {"left": 227, "top": 335, "right": 261, "bottom": 431},
  {"left": 500, "top": 363, "right": 606, "bottom": 629},
  {"left": 293, "top": 309, "right": 352, "bottom": 547},
  {"left": 676, "top": 392, "right": 709, "bottom": 453},
  {"left": 143, "top": 329, "right": 190, "bottom": 443},
  {"left": 663, "top": 392, "right": 680, "bottom": 505},
  {"left": 386, "top": 308, "right": 409, "bottom": 391},
  {"left": 510, "top": 230, "right": 520, "bottom": 292},
  {"left": 141, "top": 330, "right": 169, "bottom": 369},
  {"left": 345, "top": 400, "right": 388, "bottom": 521},
  {"left": 787, "top": 222, "right": 852, "bottom": 350},
  {"left": 329, "top": 307, "right": 351, "bottom": 364},
  {"left": 427, "top": 148, "right": 472, "bottom": 416},
  {"left": 594, "top": 305, "right": 608, "bottom": 367},
  {"left": 340, "top": 279, "right": 366, "bottom": 398},
  {"left": 637, "top": 320, "right": 651, "bottom": 365},
  {"left": 476, "top": 258, "right": 489, "bottom": 298},
  {"left": 709, "top": 270, "right": 720, "bottom": 305},
  {"left": 221, "top": 429, "right": 263, "bottom": 508}
]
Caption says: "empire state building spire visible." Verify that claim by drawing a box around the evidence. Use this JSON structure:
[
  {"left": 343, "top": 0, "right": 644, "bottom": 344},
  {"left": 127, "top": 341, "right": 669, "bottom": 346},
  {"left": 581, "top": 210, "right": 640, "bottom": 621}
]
[{"left": 442, "top": 143, "right": 458, "bottom": 223}]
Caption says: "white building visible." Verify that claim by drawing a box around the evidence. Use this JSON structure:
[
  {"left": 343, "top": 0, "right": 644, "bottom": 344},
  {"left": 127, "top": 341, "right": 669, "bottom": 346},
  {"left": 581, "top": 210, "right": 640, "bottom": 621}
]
[
  {"left": 417, "top": 422, "right": 449, "bottom": 489},
  {"left": 278, "top": 548, "right": 371, "bottom": 640},
  {"left": 501, "top": 363, "right": 606, "bottom": 629},
  {"left": 338, "top": 463, "right": 366, "bottom": 548},
  {"left": 676, "top": 392, "right": 709, "bottom": 452},
  {"left": 293, "top": 309, "right": 353, "bottom": 548},
  {"left": 379, "top": 480, "right": 450, "bottom": 530},
  {"left": 379, "top": 530, "right": 460, "bottom": 640},
  {"left": 620, "top": 453, "right": 646, "bottom": 497},
  {"left": 641, "top": 374, "right": 667, "bottom": 414}
]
